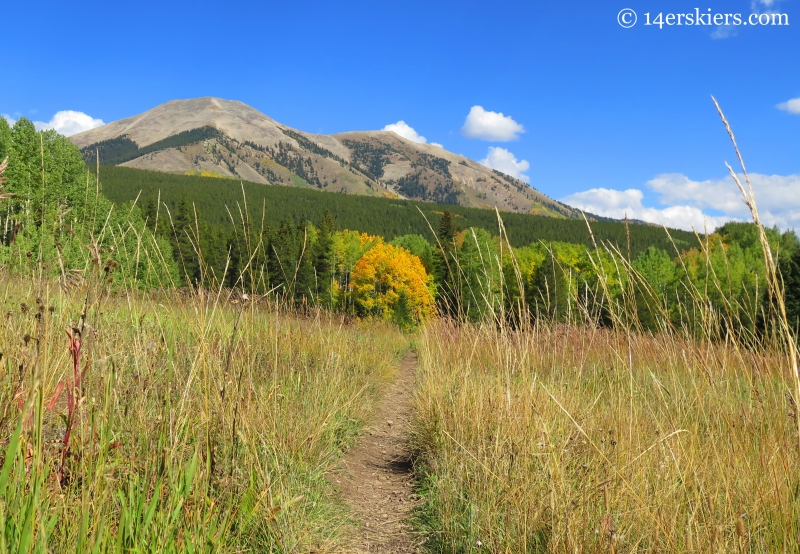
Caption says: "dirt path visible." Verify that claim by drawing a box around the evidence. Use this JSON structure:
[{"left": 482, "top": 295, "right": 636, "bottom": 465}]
[{"left": 334, "top": 351, "right": 424, "bottom": 553}]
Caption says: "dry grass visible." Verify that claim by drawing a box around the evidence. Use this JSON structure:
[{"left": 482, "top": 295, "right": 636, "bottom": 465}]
[
  {"left": 0, "top": 271, "right": 409, "bottom": 552},
  {"left": 411, "top": 321, "right": 799, "bottom": 552}
]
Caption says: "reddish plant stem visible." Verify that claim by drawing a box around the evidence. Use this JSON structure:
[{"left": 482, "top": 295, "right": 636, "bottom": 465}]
[{"left": 59, "top": 327, "right": 84, "bottom": 476}]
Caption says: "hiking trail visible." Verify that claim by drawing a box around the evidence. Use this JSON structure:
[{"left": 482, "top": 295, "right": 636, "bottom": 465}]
[{"left": 334, "top": 350, "right": 424, "bottom": 553}]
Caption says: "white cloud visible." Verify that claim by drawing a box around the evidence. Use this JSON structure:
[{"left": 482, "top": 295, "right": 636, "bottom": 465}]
[
  {"left": 561, "top": 172, "right": 800, "bottom": 231},
  {"left": 562, "top": 188, "right": 731, "bottom": 231},
  {"left": 383, "top": 120, "right": 428, "bottom": 144},
  {"left": 3, "top": 111, "right": 104, "bottom": 136},
  {"left": 777, "top": 97, "right": 800, "bottom": 114},
  {"left": 383, "top": 121, "right": 445, "bottom": 149},
  {"left": 649, "top": 172, "right": 800, "bottom": 229},
  {"left": 480, "top": 147, "right": 530, "bottom": 183},
  {"left": 461, "top": 106, "right": 524, "bottom": 141},
  {"left": 33, "top": 110, "right": 105, "bottom": 136}
]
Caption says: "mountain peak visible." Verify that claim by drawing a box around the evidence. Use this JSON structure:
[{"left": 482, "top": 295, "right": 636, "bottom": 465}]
[{"left": 70, "top": 97, "right": 581, "bottom": 218}]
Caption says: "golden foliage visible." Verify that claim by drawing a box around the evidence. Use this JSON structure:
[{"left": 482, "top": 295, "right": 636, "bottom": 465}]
[
  {"left": 183, "top": 169, "right": 227, "bottom": 179},
  {"left": 350, "top": 242, "right": 434, "bottom": 325}
]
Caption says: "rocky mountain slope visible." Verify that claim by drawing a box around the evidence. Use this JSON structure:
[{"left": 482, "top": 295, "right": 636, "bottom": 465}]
[{"left": 71, "top": 97, "right": 581, "bottom": 217}]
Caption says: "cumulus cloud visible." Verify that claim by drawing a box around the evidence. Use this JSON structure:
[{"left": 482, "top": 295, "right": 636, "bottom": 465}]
[
  {"left": 561, "top": 172, "right": 800, "bottom": 231},
  {"left": 480, "top": 147, "right": 530, "bottom": 183},
  {"left": 649, "top": 172, "right": 800, "bottom": 229},
  {"left": 562, "top": 188, "right": 732, "bottom": 231},
  {"left": 34, "top": 110, "right": 105, "bottom": 136},
  {"left": 383, "top": 121, "right": 445, "bottom": 148},
  {"left": 2, "top": 110, "right": 104, "bottom": 136},
  {"left": 461, "top": 106, "right": 524, "bottom": 141},
  {"left": 383, "top": 120, "right": 428, "bottom": 144},
  {"left": 777, "top": 97, "right": 800, "bottom": 114}
]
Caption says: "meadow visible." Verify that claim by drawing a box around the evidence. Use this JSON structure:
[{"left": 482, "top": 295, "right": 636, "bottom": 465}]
[
  {"left": 0, "top": 270, "right": 408, "bottom": 552},
  {"left": 412, "top": 321, "right": 799, "bottom": 552},
  {"left": 1, "top": 107, "right": 799, "bottom": 553}
]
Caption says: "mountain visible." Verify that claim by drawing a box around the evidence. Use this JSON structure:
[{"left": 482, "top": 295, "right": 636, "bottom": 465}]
[{"left": 70, "top": 97, "right": 581, "bottom": 218}]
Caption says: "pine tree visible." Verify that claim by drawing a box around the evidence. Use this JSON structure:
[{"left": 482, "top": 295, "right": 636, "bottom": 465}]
[
  {"left": 313, "top": 211, "right": 336, "bottom": 307},
  {"left": 198, "top": 222, "right": 227, "bottom": 287},
  {"left": 143, "top": 197, "right": 158, "bottom": 232},
  {"left": 294, "top": 220, "right": 316, "bottom": 306},
  {"left": 269, "top": 218, "right": 299, "bottom": 298},
  {"left": 172, "top": 196, "right": 201, "bottom": 285},
  {"left": 434, "top": 211, "right": 459, "bottom": 317},
  {"left": 438, "top": 210, "right": 455, "bottom": 244},
  {"left": 226, "top": 229, "right": 245, "bottom": 289}
]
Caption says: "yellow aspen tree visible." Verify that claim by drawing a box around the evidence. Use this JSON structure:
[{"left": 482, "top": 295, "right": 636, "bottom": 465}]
[{"left": 350, "top": 243, "right": 434, "bottom": 326}]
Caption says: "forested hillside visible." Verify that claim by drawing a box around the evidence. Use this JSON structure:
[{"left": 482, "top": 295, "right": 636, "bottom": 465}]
[{"left": 99, "top": 165, "right": 699, "bottom": 254}]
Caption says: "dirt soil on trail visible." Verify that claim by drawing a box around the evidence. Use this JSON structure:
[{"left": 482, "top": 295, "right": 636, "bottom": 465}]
[{"left": 333, "top": 351, "right": 424, "bottom": 553}]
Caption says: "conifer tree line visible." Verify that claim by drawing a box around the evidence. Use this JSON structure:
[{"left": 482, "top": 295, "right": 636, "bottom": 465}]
[
  {"left": 1, "top": 118, "right": 798, "bottom": 338},
  {"left": 99, "top": 166, "right": 702, "bottom": 256}
]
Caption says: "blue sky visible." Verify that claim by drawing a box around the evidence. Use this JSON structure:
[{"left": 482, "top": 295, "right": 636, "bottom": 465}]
[{"left": 3, "top": 0, "right": 799, "bottom": 231}]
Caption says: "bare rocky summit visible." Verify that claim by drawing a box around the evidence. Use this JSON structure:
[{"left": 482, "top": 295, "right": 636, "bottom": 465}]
[{"left": 71, "top": 97, "right": 580, "bottom": 217}]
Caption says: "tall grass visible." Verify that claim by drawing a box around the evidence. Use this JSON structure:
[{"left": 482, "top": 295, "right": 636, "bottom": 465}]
[
  {"left": 412, "top": 322, "right": 798, "bottom": 552},
  {"left": 410, "top": 102, "right": 800, "bottom": 552},
  {"left": 0, "top": 270, "right": 408, "bottom": 551}
]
